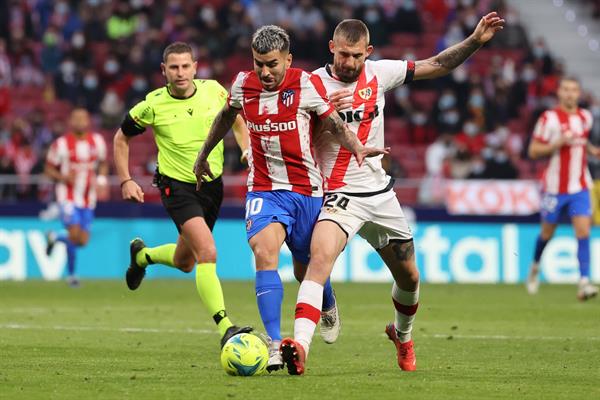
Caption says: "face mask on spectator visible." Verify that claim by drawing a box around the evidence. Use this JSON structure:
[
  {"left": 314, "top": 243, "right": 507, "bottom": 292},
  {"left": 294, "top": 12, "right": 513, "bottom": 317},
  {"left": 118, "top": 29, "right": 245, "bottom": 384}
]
[
  {"left": 495, "top": 151, "right": 509, "bottom": 163},
  {"left": 395, "top": 85, "right": 409, "bottom": 101},
  {"left": 439, "top": 93, "right": 456, "bottom": 110},
  {"left": 443, "top": 110, "right": 460, "bottom": 125},
  {"left": 481, "top": 147, "right": 494, "bottom": 160},
  {"left": 402, "top": 0, "right": 416, "bottom": 10},
  {"left": 104, "top": 59, "right": 120, "bottom": 75},
  {"left": 72, "top": 32, "right": 85, "bottom": 49},
  {"left": 132, "top": 77, "right": 148, "bottom": 91},
  {"left": 453, "top": 66, "right": 468, "bottom": 83},
  {"left": 83, "top": 74, "right": 98, "bottom": 89},
  {"left": 464, "top": 122, "right": 478, "bottom": 137},
  {"left": 60, "top": 60, "right": 76, "bottom": 76},
  {"left": 55, "top": 1, "right": 69, "bottom": 15},
  {"left": 469, "top": 94, "right": 485, "bottom": 108},
  {"left": 411, "top": 113, "right": 427, "bottom": 126},
  {"left": 365, "top": 9, "right": 380, "bottom": 24},
  {"left": 471, "top": 158, "right": 485, "bottom": 173},
  {"left": 532, "top": 45, "right": 545, "bottom": 58},
  {"left": 521, "top": 67, "right": 536, "bottom": 82},
  {"left": 464, "top": 13, "right": 479, "bottom": 28}
]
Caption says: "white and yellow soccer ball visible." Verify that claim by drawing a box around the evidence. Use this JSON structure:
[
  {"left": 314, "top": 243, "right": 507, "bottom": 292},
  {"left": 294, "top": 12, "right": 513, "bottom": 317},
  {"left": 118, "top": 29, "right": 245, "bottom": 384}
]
[{"left": 220, "top": 333, "right": 268, "bottom": 376}]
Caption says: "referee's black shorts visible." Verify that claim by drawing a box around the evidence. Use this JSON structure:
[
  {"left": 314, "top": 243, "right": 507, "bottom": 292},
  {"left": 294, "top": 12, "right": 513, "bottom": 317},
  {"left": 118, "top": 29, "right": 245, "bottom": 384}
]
[{"left": 157, "top": 173, "right": 223, "bottom": 233}]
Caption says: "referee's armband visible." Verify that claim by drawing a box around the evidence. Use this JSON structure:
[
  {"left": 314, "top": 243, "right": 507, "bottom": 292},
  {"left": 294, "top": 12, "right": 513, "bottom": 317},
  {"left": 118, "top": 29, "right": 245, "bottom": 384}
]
[{"left": 121, "top": 114, "right": 146, "bottom": 137}]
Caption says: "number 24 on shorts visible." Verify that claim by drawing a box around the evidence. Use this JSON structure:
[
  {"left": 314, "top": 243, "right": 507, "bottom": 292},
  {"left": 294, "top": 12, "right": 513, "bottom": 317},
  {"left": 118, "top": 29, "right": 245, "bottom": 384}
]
[{"left": 323, "top": 194, "right": 350, "bottom": 211}]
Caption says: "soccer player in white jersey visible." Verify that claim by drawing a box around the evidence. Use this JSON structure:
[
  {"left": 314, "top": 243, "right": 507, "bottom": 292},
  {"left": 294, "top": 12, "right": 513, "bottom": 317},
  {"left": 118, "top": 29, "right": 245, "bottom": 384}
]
[
  {"left": 193, "top": 25, "right": 387, "bottom": 372},
  {"left": 45, "top": 108, "right": 108, "bottom": 287},
  {"left": 280, "top": 15, "right": 505, "bottom": 375},
  {"left": 527, "top": 77, "right": 600, "bottom": 301}
]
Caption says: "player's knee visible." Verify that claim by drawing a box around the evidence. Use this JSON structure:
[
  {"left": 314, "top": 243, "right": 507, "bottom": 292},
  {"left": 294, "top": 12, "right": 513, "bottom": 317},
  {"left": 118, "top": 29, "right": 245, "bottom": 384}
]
[
  {"left": 307, "top": 250, "right": 335, "bottom": 272},
  {"left": 196, "top": 245, "right": 217, "bottom": 264},
  {"left": 173, "top": 256, "right": 196, "bottom": 272},
  {"left": 252, "top": 245, "right": 278, "bottom": 268},
  {"left": 404, "top": 264, "right": 420, "bottom": 285}
]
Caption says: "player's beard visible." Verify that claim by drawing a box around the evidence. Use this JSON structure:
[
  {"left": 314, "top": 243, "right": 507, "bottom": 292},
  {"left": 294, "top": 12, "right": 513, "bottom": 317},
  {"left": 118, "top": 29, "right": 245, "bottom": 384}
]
[{"left": 334, "top": 64, "right": 361, "bottom": 83}]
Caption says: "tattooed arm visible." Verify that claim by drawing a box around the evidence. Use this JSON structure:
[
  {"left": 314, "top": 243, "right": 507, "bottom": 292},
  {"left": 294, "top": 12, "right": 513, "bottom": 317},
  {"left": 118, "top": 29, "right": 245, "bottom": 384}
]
[
  {"left": 193, "top": 104, "right": 240, "bottom": 189},
  {"left": 414, "top": 12, "right": 504, "bottom": 80}
]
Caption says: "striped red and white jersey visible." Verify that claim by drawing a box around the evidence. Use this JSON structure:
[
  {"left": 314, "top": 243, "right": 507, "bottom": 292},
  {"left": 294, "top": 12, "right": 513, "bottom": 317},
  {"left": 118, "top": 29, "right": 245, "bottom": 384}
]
[
  {"left": 46, "top": 132, "right": 107, "bottom": 209},
  {"left": 313, "top": 59, "right": 414, "bottom": 193},
  {"left": 532, "top": 107, "right": 593, "bottom": 194},
  {"left": 228, "top": 68, "right": 335, "bottom": 197}
]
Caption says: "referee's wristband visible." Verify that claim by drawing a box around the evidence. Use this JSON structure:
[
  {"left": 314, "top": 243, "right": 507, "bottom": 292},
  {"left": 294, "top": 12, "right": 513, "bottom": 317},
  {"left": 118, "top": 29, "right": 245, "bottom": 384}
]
[{"left": 120, "top": 178, "right": 134, "bottom": 188}]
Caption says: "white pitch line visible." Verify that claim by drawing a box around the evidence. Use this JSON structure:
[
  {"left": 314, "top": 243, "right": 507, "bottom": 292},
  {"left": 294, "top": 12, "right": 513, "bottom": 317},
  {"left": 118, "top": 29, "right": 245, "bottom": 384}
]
[
  {"left": 2, "top": 324, "right": 599, "bottom": 342},
  {"left": 0, "top": 323, "right": 215, "bottom": 335},
  {"left": 421, "top": 333, "right": 600, "bottom": 341}
]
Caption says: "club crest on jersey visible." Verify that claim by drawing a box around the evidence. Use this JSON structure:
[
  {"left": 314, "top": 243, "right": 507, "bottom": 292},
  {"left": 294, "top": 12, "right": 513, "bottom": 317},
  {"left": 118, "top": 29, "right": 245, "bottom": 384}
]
[
  {"left": 358, "top": 87, "right": 372, "bottom": 100},
  {"left": 280, "top": 89, "right": 295, "bottom": 107}
]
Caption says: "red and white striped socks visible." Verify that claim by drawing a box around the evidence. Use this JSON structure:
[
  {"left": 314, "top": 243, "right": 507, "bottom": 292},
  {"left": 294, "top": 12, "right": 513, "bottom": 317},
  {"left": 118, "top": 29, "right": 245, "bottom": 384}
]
[
  {"left": 392, "top": 282, "right": 419, "bottom": 343},
  {"left": 293, "top": 280, "right": 323, "bottom": 355}
]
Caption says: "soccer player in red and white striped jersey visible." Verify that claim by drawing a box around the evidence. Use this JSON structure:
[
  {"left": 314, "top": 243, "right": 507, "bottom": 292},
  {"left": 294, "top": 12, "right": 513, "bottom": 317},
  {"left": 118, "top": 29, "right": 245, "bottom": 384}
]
[
  {"left": 45, "top": 108, "right": 108, "bottom": 287},
  {"left": 527, "top": 77, "right": 599, "bottom": 300},
  {"left": 280, "top": 14, "right": 505, "bottom": 375},
  {"left": 193, "top": 25, "right": 387, "bottom": 372}
]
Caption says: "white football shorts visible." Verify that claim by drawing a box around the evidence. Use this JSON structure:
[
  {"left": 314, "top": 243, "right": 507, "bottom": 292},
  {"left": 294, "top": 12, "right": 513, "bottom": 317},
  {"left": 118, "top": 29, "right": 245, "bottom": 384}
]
[{"left": 317, "top": 188, "right": 413, "bottom": 249}]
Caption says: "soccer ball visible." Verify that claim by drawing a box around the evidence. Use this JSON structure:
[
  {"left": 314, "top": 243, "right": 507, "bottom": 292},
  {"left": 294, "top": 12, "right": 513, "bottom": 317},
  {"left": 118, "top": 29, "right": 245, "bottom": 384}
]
[{"left": 220, "top": 333, "right": 268, "bottom": 376}]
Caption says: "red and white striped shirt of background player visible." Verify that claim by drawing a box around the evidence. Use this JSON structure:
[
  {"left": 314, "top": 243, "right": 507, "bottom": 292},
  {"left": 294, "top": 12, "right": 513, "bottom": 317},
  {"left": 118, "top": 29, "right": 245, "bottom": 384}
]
[
  {"left": 228, "top": 68, "right": 335, "bottom": 197},
  {"left": 312, "top": 59, "right": 415, "bottom": 193},
  {"left": 46, "top": 132, "right": 107, "bottom": 209},
  {"left": 532, "top": 107, "right": 594, "bottom": 195}
]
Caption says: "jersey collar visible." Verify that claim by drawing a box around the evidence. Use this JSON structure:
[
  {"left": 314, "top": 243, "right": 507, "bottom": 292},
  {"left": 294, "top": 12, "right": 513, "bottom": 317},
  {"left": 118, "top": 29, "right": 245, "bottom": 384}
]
[{"left": 167, "top": 81, "right": 197, "bottom": 100}]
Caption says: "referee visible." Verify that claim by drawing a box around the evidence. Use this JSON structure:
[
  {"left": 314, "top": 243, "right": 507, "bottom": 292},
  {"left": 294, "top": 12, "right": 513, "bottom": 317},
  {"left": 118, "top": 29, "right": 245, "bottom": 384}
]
[{"left": 113, "top": 42, "right": 251, "bottom": 346}]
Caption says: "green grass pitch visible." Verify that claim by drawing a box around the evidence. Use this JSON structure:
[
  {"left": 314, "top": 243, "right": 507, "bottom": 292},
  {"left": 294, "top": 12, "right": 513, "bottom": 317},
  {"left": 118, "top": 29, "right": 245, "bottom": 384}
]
[{"left": 1, "top": 281, "right": 599, "bottom": 399}]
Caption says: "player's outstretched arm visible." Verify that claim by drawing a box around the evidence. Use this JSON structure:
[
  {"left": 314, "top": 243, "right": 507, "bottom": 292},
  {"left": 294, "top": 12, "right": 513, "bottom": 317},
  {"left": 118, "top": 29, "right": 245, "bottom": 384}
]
[
  {"left": 194, "top": 104, "right": 240, "bottom": 190},
  {"left": 413, "top": 11, "right": 505, "bottom": 80},
  {"left": 323, "top": 113, "right": 390, "bottom": 166},
  {"left": 113, "top": 128, "right": 144, "bottom": 203},
  {"left": 232, "top": 114, "right": 250, "bottom": 165}
]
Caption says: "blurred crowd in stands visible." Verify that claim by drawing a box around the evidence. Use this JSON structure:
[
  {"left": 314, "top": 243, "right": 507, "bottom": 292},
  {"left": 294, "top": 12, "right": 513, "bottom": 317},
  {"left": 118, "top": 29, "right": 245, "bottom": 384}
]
[{"left": 1, "top": 0, "right": 600, "bottom": 206}]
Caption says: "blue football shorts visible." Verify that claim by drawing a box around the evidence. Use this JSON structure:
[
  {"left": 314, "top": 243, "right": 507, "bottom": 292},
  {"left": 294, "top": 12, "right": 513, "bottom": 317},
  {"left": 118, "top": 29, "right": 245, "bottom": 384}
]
[{"left": 245, "top": 190, "right": 322, "bottom": 265}]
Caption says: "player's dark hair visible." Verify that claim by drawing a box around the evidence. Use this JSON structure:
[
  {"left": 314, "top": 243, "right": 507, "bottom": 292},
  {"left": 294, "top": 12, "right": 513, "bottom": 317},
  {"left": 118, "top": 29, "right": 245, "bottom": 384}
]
[
  {"left": 251, "top": 25, "right": 290, "bottom": 54},
  {"left": 333, "top": 19, "right": 370, "bottom": 45},
  {"left": 163, "top": 42, "right": 194, "bottom": 63}
]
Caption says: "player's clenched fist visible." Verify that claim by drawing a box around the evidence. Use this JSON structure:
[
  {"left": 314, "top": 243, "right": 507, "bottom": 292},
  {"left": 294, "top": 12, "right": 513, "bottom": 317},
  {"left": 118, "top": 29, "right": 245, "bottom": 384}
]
[{"left": 121, "top": 179, "right": 144, "bottom": 203}]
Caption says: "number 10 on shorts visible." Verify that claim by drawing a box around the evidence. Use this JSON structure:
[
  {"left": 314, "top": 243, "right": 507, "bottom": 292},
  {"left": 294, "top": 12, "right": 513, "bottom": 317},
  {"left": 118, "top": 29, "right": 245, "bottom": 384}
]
[{"left": 246, "top": 198, "right": 264, "bottom": 218}]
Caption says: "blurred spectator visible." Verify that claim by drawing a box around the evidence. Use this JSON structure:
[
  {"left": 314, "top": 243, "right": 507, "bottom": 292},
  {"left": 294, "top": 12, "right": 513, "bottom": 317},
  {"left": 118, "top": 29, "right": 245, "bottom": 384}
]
[
  {"left": 99, "top": 89, "right": 125, "bottom": 129},
  {"left": 0, "top": 39, "right": 10, "bottom": 116},
  {"left": 289, "top": 0, "right": 327, "bottom": 59},
  {"left": 247, "top": 0, "right": 289, "bottom": 28},
  {"left": 106, "top": 1, "right": 138, "bottom": 40},
  {"left": 391, "top": 0, "right": 423, "bottom": 34},
  {"left": 419, "top": 133, "right": 454, "bottom": 205},
  {"left": 0, "top": 0, "right": 595, "bottom": 205}
]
